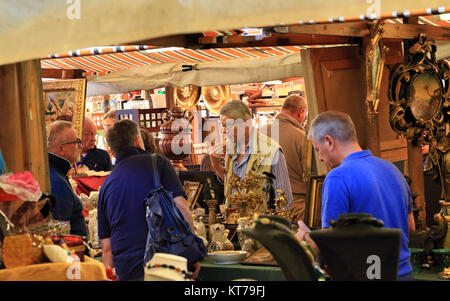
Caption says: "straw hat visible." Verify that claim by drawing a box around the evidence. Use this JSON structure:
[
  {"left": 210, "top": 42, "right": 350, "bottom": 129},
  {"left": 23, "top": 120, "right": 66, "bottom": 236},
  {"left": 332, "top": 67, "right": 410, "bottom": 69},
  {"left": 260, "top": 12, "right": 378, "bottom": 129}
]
[
  {"left": 201, "top": 85, "right": 231, "bottom": 115},
  {"left": 173, "top": 85, "right": 201, "bottom": 111},
  {"left": 144, "top": 253, "right": 191, "bottom": 281}
]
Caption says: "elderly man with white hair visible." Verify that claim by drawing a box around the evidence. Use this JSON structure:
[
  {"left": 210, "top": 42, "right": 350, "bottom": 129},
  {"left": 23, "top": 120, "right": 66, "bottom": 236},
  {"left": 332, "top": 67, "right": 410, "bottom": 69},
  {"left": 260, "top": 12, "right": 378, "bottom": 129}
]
[
  {"left": 209, "top": 100, "right": 293, "bottom": 213},
  {"left": 79, "top": 117, "right": 112, "bottom": 171}
]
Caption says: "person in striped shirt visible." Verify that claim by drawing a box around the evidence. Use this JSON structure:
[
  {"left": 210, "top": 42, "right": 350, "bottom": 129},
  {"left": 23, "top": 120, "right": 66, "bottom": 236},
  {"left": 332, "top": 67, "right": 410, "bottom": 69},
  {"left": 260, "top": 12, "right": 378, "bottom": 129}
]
[{"left": 209, "top": 100, "right": 293, "bottom": 214}]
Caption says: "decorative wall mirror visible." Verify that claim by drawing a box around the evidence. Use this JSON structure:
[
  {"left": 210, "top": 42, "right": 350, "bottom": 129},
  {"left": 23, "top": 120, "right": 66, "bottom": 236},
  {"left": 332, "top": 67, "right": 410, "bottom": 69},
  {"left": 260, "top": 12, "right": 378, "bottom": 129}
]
[{"left": 388, "top": 33, "right": 450, "bottom": 200}]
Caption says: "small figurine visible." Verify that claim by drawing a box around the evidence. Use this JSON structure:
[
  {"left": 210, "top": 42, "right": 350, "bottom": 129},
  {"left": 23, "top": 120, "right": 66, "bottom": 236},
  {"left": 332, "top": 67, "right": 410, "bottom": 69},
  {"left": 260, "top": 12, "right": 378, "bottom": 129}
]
[
  {"left": 209, "top": 223, "right": 234, "bottom": 251},
  {"left": 193, "top": 216, "right": 208, "bottom": 247},
  {"left": 262, "top": 171, "right": 276, "bottom": 211},
  {"left": 88, "top": 209, "right": 99, "bottom": 249}
]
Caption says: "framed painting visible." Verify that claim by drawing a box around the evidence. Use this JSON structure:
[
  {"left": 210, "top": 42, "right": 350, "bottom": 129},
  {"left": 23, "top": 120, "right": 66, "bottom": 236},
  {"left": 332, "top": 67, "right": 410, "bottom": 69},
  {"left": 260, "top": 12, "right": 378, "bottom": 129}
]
[
  {"left": 183, "top": 180, "right": 203, "bottom": 210},
  {"left": 304, "top": 175, "right": 326, "bottom": 229},
  {"left": 43, "top": 79, "right": 87, "bottom": 138}
]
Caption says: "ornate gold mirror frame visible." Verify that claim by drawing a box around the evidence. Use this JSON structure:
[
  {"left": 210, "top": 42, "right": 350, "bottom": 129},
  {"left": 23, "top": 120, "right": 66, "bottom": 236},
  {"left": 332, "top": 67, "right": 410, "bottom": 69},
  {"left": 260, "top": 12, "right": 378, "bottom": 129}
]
[{"left": 388, "top": 33, "right": 450, "bottom": 199}]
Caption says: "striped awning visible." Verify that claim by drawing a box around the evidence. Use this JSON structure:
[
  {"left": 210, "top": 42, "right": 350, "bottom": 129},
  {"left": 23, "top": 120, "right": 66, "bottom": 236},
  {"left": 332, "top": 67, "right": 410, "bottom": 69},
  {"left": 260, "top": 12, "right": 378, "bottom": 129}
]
[
  {"left": 41, "top": 46, "right": 303, "bottom": 77},
  {"left": 297, "top": 7, "right": 450, "bottom": 24}
]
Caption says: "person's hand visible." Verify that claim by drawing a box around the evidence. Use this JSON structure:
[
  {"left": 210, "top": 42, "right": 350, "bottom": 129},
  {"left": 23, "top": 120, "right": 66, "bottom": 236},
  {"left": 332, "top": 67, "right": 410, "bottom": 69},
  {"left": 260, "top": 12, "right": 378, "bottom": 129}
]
[
  {"left": 208, "top": 143, "right": 226, "bottom": 180},
  {"left": 296, "top": 220, "right": 311, "bottom": 242},
  {"left": 208, "top": 142, "right": 226, "bottom": 157},
  {"left": 191, "top": 262, "right": 201, "bottom": 280}
]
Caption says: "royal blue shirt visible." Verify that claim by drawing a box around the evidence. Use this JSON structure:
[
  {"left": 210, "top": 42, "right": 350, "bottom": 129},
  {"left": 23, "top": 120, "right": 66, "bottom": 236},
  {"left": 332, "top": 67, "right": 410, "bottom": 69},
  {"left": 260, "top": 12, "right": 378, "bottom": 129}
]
[
  {"left": 97, "top": 147, "right": 186, "bottom": 281},
  {"left": 80, "top": 146, "right": 112, "bottom": 172},
  {"left": 48, "top": 153, "right": 87, "bottom": 237},
  {"left": 321, "top": 150, "right": 413, "bottom": 277}
]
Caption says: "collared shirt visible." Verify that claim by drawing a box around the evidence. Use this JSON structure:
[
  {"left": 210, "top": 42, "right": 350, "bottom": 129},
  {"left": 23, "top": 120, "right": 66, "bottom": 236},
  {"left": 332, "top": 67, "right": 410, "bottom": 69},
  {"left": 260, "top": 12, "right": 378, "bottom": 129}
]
[
  {"left": 321, "top": 150, "right": 413, "bottom": 277},
  {"left": 48, "top": 152, "right": 87, "bottom": 237},
  {"left": 80, "top": 146, "right": 112, "bottom": 171},
  {"left": 97, "top": 146, "right": 186, "bottom": 281},
  {"left": 230, "top": 129, "right": 293, "bottom": 207}
]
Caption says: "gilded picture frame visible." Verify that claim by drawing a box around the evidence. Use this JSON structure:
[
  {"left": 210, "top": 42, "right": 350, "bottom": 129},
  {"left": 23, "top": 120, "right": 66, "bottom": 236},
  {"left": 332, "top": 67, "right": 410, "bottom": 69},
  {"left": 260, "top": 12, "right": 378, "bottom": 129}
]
[
  {"left": 43, "top": 79, "right": 87, "bottom": 138},
  {"left": 305, "top": 175, "right": 325, "bottom": 229}
]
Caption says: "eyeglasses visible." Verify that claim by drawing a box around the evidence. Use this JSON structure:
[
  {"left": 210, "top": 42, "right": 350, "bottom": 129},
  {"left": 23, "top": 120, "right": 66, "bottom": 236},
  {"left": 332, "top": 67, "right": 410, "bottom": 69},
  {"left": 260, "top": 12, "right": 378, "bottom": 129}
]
[{"left": 59, "top": 138, "right": 82, "bottom": 146}]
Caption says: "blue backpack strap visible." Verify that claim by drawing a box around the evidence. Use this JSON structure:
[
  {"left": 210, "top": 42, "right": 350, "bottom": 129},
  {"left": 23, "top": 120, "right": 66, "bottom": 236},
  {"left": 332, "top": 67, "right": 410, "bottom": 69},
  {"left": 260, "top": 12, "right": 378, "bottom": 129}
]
[
  {"left": 149, "top": 154, "right": 187, "bottom": 241},
  {"left": 150, "top": 154, "right": 161, "bottom": 188}
]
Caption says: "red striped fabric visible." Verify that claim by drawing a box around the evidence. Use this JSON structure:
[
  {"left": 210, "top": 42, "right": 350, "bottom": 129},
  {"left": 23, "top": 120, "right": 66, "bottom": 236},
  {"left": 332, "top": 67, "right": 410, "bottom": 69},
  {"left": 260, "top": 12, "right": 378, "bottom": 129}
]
[{"left": 41, "top": 46, "right": 303, "bottom": 77}]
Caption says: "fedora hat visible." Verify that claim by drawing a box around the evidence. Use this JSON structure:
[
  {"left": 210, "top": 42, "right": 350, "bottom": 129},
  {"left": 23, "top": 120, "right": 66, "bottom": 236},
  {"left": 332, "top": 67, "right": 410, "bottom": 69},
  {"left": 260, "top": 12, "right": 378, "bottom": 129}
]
[
  {"left": 173, "top": 85, "right": 201, "bottom": 111},
  {"left": 144, "top": 253, "right": 191, "bottom": 281},
  {"left": 201, "top": 85, "right": 231, "bottom": 115}
]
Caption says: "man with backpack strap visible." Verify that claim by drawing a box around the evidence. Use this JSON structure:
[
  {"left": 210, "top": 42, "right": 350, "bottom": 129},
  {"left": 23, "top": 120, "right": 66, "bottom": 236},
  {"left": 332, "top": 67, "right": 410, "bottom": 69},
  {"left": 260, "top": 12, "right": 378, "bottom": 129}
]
[{"left": 97, "top": 119, "right": 199, "bottom": 281}]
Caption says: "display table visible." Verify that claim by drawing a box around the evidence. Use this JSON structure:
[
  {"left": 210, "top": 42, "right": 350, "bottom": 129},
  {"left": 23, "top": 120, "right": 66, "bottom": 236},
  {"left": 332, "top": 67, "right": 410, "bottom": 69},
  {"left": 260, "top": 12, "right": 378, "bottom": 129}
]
[
  {"left": 198, "top": 260, "right": 286, "bottom": 281},
  {"left": 0, "top": 256, "right": 108, "bottom": 281},
  {"left": 73, "top": 176, "right": 108, "bottom": 196},
  {"left": 93, "top": 255, "right": 446, "bottom": 281}
]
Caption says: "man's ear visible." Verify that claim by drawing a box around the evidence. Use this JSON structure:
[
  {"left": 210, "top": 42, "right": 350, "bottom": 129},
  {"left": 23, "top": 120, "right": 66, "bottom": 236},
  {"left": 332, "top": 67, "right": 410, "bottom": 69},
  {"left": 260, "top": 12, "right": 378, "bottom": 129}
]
[
  {"left": 135, "top": 134, "right": 145, "bottom": 150},
  {"left": 324, "top": 135, "right": 335, "bottom": 150}
]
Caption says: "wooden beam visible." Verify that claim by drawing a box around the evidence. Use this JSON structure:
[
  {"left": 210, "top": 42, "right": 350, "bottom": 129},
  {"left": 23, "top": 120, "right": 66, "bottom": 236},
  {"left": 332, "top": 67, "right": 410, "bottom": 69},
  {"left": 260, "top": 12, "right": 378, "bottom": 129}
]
[
  {"left": 286, "top": 22, "right": 369, "bottom": 37},
  {"left": 125, "top": 34, "right": 190, "bottom": 48},
  {"left": 199, "top": 33, "right": 352, "bottom": 48},
  {"left": 383, "top": 22, "right": 450, "bottom": 41},
  {"left": 41, "top": 68, "right": 84, "bottom": 79},
  {"left": 283, "top": 21, "right": 450, "bottom": 41}
]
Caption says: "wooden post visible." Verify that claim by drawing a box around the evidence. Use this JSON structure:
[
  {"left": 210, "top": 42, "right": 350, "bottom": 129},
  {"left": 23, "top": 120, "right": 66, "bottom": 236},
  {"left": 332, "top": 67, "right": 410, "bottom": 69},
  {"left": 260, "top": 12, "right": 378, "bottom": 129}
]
[
  {"left": 0, "top": 60, "right": 50, "bottom": 193},
  {"left": 165, "top": 87, "right": 175, "bottom": 110},
  {"left": 407, "top": 141, "right": 426, "bottom": 229}
]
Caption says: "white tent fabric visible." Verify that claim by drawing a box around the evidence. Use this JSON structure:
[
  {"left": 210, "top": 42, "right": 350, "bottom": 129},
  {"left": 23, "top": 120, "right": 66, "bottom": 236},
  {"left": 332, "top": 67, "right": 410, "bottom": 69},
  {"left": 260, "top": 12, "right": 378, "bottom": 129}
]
[
  {"left": 86, "top": 51, "right": 303, "bottom": 96},
  {"left": 1, "top": 0, "right": 448, "bottom": 66}
]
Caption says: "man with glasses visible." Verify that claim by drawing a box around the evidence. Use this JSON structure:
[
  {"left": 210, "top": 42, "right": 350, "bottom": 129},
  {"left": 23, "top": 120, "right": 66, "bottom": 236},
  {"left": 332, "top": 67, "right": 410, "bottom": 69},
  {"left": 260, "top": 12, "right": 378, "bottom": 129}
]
[
  {"left": 79, "top": 117, "right": 112, "bottom": 172},
  {"left": 47, "top": 120, "right": 87, "bottom": 237}
]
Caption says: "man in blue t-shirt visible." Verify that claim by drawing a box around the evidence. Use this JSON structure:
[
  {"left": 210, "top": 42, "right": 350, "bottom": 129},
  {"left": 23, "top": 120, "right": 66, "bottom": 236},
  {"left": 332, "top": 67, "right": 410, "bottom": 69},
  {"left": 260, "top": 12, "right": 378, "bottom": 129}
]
[
  {"left": 97, "top": 119, "right": 198, "bottom": 281},
  {"left": 297, "top": 111, "right": 415, "bottom": 281}
]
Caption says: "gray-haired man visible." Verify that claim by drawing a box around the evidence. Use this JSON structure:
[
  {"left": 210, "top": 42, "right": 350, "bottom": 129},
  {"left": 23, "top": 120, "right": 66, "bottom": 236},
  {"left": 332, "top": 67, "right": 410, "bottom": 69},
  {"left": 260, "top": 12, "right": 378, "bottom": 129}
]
[{"left": 209, "top": 100, "right": 293, "bottom": 213}]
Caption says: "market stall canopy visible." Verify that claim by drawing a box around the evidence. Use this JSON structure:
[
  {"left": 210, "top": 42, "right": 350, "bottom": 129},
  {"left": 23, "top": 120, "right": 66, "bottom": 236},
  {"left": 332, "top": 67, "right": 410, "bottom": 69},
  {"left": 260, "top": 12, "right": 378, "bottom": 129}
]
[
  {"left": 83, "top": 46, "right": 307, "bottom": 96},
  {"left": 41, "top": 45, "right": 312, "bottom": 96},
  {"left": 1, "top": 0, "right": 450, "bottom": 66}
]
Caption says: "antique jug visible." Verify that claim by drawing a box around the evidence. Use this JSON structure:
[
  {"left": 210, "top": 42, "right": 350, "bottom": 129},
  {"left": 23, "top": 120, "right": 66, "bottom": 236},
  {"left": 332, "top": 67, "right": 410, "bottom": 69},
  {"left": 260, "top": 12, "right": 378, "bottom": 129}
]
[{"left": 159, "top": 107, "right": 192, "bottom": 171}]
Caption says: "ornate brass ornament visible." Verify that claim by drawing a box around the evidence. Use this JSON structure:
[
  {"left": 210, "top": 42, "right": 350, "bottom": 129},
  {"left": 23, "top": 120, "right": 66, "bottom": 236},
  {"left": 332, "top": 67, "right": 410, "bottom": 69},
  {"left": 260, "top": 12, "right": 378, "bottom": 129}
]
[
  {"left": 389, "top": 33, "right": 450, "bottom": 200},
  {"left": 365, "top": 20, "right": 389, "bottom": 121},
  {"left": 173, "top": 85, "right": 201, "bottom": 110},
  {"left": 201, "top": 85, "right": 231, "bottom": 115}
]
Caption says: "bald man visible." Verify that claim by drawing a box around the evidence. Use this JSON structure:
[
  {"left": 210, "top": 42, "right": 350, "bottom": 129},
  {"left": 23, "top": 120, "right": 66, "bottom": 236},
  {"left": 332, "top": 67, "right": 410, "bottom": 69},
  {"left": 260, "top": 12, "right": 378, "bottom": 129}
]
[
  {"left": 47, "top": 121, "right": 87, "bottom": 237},
  {"left": 79, "top": 117, "right": 112, "bottom": 171},
  {"left": 262, "top": 94, "right": 308, "bottom": 222}
]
